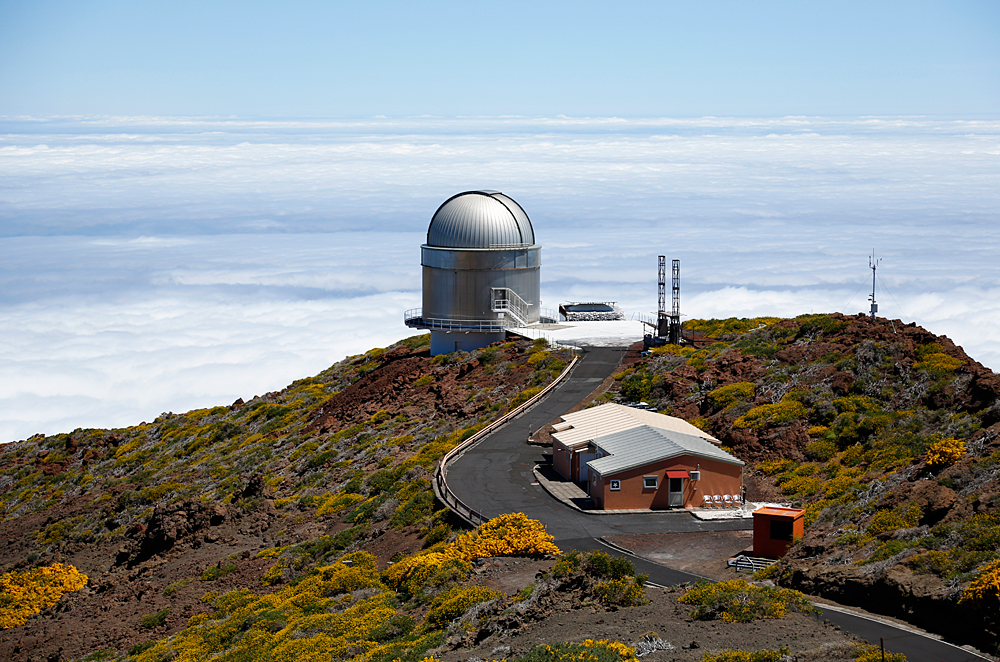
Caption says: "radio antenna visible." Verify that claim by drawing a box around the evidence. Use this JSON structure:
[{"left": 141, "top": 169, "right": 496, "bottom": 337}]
[{"left": 868, "top": 250, "right": 881, "bottom": 322}]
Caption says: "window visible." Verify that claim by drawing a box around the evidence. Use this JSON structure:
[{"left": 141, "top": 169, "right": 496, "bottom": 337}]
[
  {"left": 643, "top": 475, "right": 658, "bottom": 489},
  {"left": 610, "top": 480, "right": 621, "bottom": 491},
  {"left": 770, "top": 519, "right": 793, "bottom": 542}
]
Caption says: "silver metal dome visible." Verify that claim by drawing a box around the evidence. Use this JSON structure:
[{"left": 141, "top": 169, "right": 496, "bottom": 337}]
[{"left": 427, "top": 190, "right": 535, "bottom": 248}]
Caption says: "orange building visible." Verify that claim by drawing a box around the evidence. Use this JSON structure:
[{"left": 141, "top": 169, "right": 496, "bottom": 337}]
[
  {"left": 551, "top": 403, "right": 745, "bottom": 510},
  {"left": 752, "top": 506, "right": 805, "bottom": 558}
]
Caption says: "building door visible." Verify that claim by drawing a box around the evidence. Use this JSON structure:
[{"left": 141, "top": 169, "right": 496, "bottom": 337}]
[
  {"left": 668, "top": 477, "right": 684, "bottom": 507},
  {"left": 578, "top": 452, "right": 596, "bottom": 486}
]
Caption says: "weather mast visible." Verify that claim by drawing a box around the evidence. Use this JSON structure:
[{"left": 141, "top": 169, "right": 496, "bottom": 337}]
[{"left": 868, "top": 250, "right": 881, "bottom": 322}]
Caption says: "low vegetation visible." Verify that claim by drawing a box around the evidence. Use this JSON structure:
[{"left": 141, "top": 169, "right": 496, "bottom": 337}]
[
  {"left": 0, "top": 563, "right": 88, "bottom": 629},
  {"left": 610, "top": 313, "right": 1000, "bottom": 646},
  {"left": 678, "top": 579, "right": 816, "bottom": 623}
]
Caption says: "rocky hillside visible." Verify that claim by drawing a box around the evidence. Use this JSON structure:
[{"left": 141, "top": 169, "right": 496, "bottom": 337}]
[
  {"left": 0, "top": 335, "right": 574, "bottom": 661},
  {"left": 609, "top": 313, "right": 1000, "bottom": 651}
]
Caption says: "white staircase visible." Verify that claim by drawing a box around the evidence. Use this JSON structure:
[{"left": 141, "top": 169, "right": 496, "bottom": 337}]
[{"left": 491, "top": 288, "right": 531, "bottom": 327}]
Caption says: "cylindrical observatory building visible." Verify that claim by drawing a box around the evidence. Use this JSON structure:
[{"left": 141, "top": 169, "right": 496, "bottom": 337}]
[{"left": 404, "top": 190, "right": 541, "bottom": 356}]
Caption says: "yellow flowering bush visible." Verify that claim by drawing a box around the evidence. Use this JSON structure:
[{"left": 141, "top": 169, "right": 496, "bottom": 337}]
[
  {"left": 261, "top": 560, "right": 287, "bottom": 586},
  {"left": 734, "top": 401, "right": 807, "bottom": 429},
  {"left": 423, "top": 585, "right": 501, "bottom": 630},
  {"left": 448, "top": 512, "right": 561, "bottom": 560},
  {"left": 593, "top": 578, "right": 646, "bottom": 606},
  {"left": 867, "top": 503, "right": 921, "bottom": 535},
  {"left": 678, "top": 579, "right": 816, "bottom": 623},
  {"left": 757, "top": 459, "right": 796, "bottom": 475},
  {"left": 708, "top": 382, "right": 755, "bottom": 411},
  {"left": 514, "top": 639, "right": 639, "bottom": 662},
  {"left": 0, "top": 563, "right": 88, "bottom": 629},
  {"left": 699, "top": 649, "right": 790, "bottom": 662},
  {"left": 959, "top": 559, "right": 1000, "bottom": 606},
  {"left": 853, "top": 643, "right": 907, "bottom": 662},
  {"left": 381, "top": 551, "right": 452, "bottom": 598},
  {"left": 384, "top": 514, "right": 560, "bottom": 598},
  {"left": 926, "top": 437, "right": 966, "bottom": 469},
  {"left": 914, "top": 344, "right": 963, "bottom": 377},
  {"left": 315, "top": 491, "right": 366, "bottom": 517}
]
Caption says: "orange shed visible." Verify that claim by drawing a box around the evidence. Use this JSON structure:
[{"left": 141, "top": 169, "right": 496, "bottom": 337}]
[{"left": 753, "top": 506, "right": 805, "bottom": 558}]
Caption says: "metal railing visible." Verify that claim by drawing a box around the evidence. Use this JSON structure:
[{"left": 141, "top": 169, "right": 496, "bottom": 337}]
[
  {"left": 404, "top": 308, "right": 510, "bottom": 332},
  {"left": 433, "top": 353, "right": 580, "bottom": 526},
  {"left": 539, "top": 308, "right": 559, "bottom": 323},
  {"left": 491, "top": 287, "right": 530, "bottom": 327}
]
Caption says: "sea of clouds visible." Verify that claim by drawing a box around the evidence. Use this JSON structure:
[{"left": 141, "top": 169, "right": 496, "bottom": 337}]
[{"left": 1, "top": 115, "right": 998, "bottom": 442}]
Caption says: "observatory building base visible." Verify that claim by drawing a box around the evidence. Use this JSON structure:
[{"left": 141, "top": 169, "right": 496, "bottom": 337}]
[{"left": 430, "top": 330, "right": 505, "bottom": 356}]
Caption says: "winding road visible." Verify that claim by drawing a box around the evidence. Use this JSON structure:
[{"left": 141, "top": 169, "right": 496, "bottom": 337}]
[{"left": 445, "top": 345, "right": 989, "bottom": 662}]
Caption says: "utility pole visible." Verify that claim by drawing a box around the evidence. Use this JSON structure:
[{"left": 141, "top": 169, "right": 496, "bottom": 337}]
[{"left": 869, "top": 251, "right": 881, "bottom": 323}]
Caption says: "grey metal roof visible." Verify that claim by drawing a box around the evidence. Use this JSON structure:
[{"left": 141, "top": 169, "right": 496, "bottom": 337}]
[
  {"left": 552, "top": 403, "right": 720, "bottom": 450},
  {"left": 587, "top": 424, "right": 744, "bottom": 477},
  {"left": 427, "top": 191, "right": 535, "bottom": 249}
]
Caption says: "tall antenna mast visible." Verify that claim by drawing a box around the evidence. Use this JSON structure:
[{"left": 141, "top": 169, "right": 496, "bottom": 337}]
[
  {"left": 670, "top": 259, "right": 681, "bottom": 344},
  {"left": 657, "top": 256, "right": 668, "bottom": 338},
  {"left": 868, "top": 250, "right": 881, "bottom": 322}
]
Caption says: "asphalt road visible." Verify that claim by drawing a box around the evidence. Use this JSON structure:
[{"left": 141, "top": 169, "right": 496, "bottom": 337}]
[
  {"left": 447, "top": 346, "right": 750, "bottom": 540},
  {"left": 445, "top": 345, "right": 990, "bottom": 662}
]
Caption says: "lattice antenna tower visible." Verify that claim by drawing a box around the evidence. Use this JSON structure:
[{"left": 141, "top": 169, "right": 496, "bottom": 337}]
[
  {"left": 868, "top": 250, "right": 881, "bottom": 323},
  {"left": 670, "top": 259, "right": 681, "bottom": 344},
  {"left": 657, "top": 256, "right": 669, "bottom": 338}
]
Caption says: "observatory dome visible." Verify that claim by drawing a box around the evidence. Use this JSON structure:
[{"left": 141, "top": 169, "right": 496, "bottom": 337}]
[{"left": 427, "top": 190, "right": 535, "bottom": 248}]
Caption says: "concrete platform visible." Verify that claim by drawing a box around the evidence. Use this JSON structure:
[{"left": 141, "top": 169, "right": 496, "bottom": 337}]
[{"left": 512, "top": 319, "right": 646, "bottom": 349}]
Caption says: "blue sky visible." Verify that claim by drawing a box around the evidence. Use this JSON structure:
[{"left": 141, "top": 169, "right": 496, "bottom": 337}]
[
  {"left": 1, "top": 1, "right": 998, "bottom": 117},
  {"left": 1, "top": 3, "right": 998, "bottom": 442}
]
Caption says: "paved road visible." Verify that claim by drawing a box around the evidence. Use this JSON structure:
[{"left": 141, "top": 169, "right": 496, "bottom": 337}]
[
  {"left": 447, "top": 346, "right": 750, "bottom": 540},
  {"left": 446, "top": 345, "right": 988, "bottom": 661},
  {"left": 560, "top": 537, "right": 988, "bottom": 662}
]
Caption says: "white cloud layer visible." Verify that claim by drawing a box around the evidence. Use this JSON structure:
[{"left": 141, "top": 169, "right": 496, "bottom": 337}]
[{"left": 0, "top": 116, "right": 997, "bottom": 442}]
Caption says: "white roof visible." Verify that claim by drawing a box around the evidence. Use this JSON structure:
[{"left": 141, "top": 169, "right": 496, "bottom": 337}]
[
  {"left": 587, "top": 425, "right": 745, "bottom": 476},
  {"left": 552, "top": 402, "right": 719, "bottom": 450}
]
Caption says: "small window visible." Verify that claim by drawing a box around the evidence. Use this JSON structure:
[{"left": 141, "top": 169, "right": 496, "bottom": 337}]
[
  {"left": 610, "top": 479, "right": 621, "bottom": 491},
  {"left": 643, "top": 475, "right": 658, "bottom": 489},
  {"left": 771, "top": 519, "right": 793, "bottom": 542}
]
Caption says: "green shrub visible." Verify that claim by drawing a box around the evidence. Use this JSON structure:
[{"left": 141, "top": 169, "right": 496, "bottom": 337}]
[
  {"left": 140, "top": 608, "right": 169, "bottom": 629},
  {"left": 795, "top": 314, "right": 846, "bottom": 338},
  {"left": 679, "top": 579, "right": 816, "bottom": 622},
  {"left": 421, "top": 522, "right": 451, "bottom": 547},
  {"left": 510, "top": 387, "right": 544, "bottom": 410},
  {"left": 867, "top": 503, "right": 921, "bottom": 535},
  {"left": 853, "top": 643, "right": 907, "bottom": 662},
  {"left": 583, "top": 551, "right": 635, "bottom": 580},
  {"left": 708, "top": 382, "right": 755, "bottom": 411},
  {"left": 511, "top": 640, "right": 638, "bottom": 662},
  {"left": 390, "top": 490, "right": 435, "bottom": 529},
  {"left": 685, "top": 317, "right": 783, "bottom": 337},
  {"left": 806, "top": 438, "right": 838, "bottom": 461},
  {"left": 620, "top": 373, "right": 652, "bottom": 402},
  {"left": 734, "top": 401, "right": 807, "bottom": 429},
  {"left": 594, "top": 577, "right": 647, "bottom": 606},
  {"left": 552, "top": 550, "right": 582, "bottom": 577},
  {"left": 199, "top": 563, "right": 236, "bottom": 582},
  {"left": 700, "top": 649, "right": 791, "bottom": 662},
  {"left": 423, "top": 585, "right": 501, "bottom": 630},
  {"left": 370, "top": 613, "right": 416, "bottom": 642},
  {"left": 127, "top": 642, "right": 155, "bottom": 656}
]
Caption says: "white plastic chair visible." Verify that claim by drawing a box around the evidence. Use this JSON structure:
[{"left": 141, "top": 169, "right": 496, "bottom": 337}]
[
  {"left": 723, "top": 494, "right": 733, "bottom": 505},
  {"left": 732, "top": 494, "right": 742, "bottom": 505},
  {"left": 712, "top": 494, "right": 722, "bottom": 505},
  {"left": 702, "top": 494, "right": 713, "bottom": 508}
]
